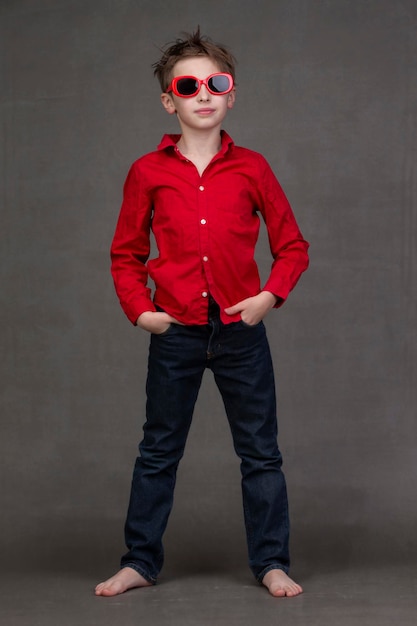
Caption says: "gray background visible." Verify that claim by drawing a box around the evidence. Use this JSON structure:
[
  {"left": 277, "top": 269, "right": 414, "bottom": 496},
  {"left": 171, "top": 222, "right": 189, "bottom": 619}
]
[{"left": 1, "top": 0, "right": 416, "bottom": 623}]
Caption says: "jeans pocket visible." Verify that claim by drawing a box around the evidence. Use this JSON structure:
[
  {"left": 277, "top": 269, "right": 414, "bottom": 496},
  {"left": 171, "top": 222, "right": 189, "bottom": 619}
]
[
  {"left": 152, "top": 323, "right": 173, "bottom": 336},
  {"left": 239, "top": 319, "right": 261, "bottom": 329}
]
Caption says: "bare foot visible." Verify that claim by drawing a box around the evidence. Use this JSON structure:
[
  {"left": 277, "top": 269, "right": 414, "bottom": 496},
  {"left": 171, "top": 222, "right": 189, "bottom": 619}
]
[
  {"left": 95, "top": 567, "right": 153, "bottom": 597},
  {"left": 262, "top": 569, "right": 303, "bottom": 598}
]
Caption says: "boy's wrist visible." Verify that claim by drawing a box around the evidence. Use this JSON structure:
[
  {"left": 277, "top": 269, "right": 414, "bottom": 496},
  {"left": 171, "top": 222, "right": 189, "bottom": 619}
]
[
  {"left": 260, "top": 290, "right": 278, "bottom": 306},
  {"left": 261, "top": 290, "right": 284, "bottom": 308}
]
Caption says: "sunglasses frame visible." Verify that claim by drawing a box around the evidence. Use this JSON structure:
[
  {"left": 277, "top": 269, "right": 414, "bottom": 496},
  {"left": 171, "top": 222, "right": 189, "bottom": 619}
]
[{"left": 166, "top": 72, "right": 234, "bottom": 98}]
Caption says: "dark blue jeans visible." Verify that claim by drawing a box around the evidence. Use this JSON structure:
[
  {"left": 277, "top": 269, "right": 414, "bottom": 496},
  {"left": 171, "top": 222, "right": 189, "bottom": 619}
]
[{"left": 121, "top": 304, "right": 290, "bottom": 584}]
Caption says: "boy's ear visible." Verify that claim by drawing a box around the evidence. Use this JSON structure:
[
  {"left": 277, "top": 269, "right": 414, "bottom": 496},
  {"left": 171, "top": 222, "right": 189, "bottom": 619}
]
[
  {"left": 227, "top": 88, "right": 236, "bottom": 109},
  {"left": 160, "top": 93, "right": 177, "bottom": 115}
]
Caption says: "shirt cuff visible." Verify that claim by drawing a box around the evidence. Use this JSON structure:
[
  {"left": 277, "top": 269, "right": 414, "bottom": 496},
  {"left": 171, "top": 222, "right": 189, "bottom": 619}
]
[{"left": 122, "top": 297, "right": 157, "bottom": 325}]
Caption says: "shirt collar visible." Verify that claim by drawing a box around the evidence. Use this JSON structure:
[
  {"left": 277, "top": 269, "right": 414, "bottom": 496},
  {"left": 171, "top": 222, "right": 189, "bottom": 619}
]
[{"left": 157, "top": 130, "right": 234, "bottom": 156}]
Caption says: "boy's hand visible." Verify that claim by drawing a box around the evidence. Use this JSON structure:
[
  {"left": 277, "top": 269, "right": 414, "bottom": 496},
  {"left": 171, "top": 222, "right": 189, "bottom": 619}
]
[
  {"left": 224, "top": 291, "right": 278, "bottom": 326},
  {"left": 136, "top": 311, "right": 182, "bottom": 334}
]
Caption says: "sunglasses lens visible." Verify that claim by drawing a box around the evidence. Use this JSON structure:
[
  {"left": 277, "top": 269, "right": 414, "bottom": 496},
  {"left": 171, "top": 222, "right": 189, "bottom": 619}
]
[
  {"left": 208, "top": 74, "right": 232, "bottom": 94},
  {"left": 176, "top": 77, "right": 199, "bottom": 96}
]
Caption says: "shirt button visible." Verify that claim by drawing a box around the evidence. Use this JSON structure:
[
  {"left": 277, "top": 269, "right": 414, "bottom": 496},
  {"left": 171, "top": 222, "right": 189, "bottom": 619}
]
[
  {"left": 199, "top": 185, "right": 205, "bottom": 191},
  {"left": 202, "top": 291, "right": 208, "bottom": 298},
  {"left": 200, "top": 218, "right": 207, "bottom": 225},
  {"left": 203, "top": 256, "right": 208, "bottom": 262}
]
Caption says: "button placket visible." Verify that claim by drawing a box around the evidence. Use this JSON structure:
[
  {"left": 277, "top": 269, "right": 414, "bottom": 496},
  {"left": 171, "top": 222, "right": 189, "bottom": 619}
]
[{"left": 197, "top": 182, "right": 210, "bottom": 301}]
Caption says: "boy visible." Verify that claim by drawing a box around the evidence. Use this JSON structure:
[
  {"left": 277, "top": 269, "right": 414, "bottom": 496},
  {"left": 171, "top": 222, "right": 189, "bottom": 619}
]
[{"left": 96, "top": 29, "right": 309, "bottom": 598}]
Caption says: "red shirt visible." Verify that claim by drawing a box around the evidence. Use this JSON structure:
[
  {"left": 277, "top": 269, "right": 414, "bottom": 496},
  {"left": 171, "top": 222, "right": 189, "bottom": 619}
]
[{"left": 111, "top": 131, "right": 309, "bottom": 325}]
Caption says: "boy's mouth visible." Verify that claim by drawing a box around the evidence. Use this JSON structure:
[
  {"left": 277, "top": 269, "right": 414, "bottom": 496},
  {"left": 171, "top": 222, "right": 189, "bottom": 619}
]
[{"left": 195, "top": 108, "right": 216, "bottom": 115}]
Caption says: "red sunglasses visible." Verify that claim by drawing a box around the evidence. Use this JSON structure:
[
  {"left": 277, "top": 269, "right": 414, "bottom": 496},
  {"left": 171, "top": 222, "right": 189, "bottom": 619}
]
[{"left": 166, "top": 73, "right": 234, "bottom": 98}]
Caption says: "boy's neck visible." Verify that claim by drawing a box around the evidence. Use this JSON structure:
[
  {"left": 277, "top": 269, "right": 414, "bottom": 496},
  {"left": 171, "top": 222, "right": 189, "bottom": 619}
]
[{"left": 176, "top": 128, "right": 222, "bottom": 157}]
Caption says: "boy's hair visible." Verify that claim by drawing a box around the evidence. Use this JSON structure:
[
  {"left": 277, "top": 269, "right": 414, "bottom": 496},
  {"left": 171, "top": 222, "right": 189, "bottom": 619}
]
[{"left": 153, "top": 27, "right": 236, "bottom": 92}]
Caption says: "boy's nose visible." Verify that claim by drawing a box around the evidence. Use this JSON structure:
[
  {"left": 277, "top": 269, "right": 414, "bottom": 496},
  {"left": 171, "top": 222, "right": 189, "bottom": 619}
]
[{"left": 198, "top": 85, "right": 210, "bottom": 101}]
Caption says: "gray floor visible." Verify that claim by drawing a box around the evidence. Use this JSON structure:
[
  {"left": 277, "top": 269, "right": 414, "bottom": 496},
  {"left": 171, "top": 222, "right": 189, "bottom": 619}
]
[
  {"left": 2, "top": 521, "right": 416, "bottom": 626},
  {"left": 2, "top": 564, "right": 416, "bottom": 626},
  {"left": 0, "top": 571, "right": 413, "bottom": 626}
]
